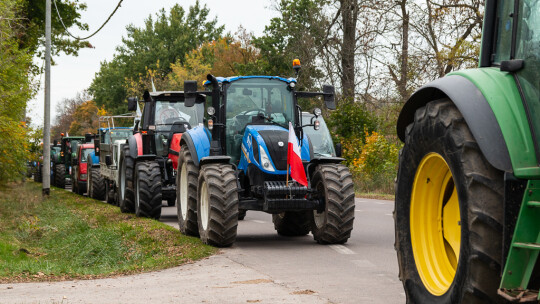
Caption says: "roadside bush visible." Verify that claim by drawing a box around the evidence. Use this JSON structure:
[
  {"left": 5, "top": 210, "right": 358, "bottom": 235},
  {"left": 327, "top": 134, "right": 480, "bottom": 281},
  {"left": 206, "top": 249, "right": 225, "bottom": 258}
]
[
  {"left": 0, "top": 119, "right": 29, "bottom": 182},
  {"left": 327, "top": 101, "right": 376, "bottom": 143},
  {"left": 350, "top": 130, "right": 401, "bottom": 194}
]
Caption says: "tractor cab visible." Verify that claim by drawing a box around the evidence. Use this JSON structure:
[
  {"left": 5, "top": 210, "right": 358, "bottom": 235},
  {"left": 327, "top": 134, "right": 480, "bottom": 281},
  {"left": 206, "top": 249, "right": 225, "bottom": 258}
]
[
  {"left": 209, "top": 77, "right": 298, "bottom": 165},
  {"left": 138, "top": 91, "right": 204, "bottom": 157}
]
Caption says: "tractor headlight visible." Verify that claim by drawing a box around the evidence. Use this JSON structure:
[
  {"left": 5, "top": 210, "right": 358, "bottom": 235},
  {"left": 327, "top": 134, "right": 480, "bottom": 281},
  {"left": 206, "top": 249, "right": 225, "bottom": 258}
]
[
  {"left": 207, "top": 106, "right": 215, "bottom": 116},
  {"left": 259, "top": 145, "right": 275, "bottom": 172}
]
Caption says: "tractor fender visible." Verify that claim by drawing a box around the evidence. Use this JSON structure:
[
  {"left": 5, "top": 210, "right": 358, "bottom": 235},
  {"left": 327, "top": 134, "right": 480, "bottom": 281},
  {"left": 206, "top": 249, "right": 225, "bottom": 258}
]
[
  {"left": 168, "top": 133, "right": 183, "bottom": 170},
  {"left": 180, "top": 126, "right": 211, "bottom": 167},
  {"left": 89, "top": 151, "right": 100, "bottom": 168},
  {"left": 396, "top": 75, "right": 512, "bottom": 172},
  {"left": 127, "top": 133, "right": 143, "bottom": 159}
]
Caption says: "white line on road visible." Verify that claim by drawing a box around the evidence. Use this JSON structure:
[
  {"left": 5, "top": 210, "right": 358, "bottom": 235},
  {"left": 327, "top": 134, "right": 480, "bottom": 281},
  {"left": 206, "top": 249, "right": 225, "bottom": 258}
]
[
  {"left": 385, "top": 213, "right": 393, "bottom": 216},
  {"left": 248, "top": 220, "right": 266, "bottom": 224},
  {"left": 356, "top": 200, "right": 370, "bottom": 203},
  {"left": 375, "top": 202, "right": 386, "bottom": 205},
  {"left": 329, "top": 245, "right": 356, "bottom": 255},
  {"left": 355, "top": 209, "right": 363, "bottom": 212}
]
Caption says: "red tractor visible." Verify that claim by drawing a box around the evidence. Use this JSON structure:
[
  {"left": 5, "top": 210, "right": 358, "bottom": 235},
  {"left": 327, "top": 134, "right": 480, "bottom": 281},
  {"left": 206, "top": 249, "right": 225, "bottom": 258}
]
[{"left": 71, "top": 143, "right": 95, "bottom": 195}]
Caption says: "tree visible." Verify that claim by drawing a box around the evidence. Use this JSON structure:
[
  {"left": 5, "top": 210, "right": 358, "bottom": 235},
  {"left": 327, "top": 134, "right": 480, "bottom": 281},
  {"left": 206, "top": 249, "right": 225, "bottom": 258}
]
[
  {"left": 90, "top": 1, "right": 224, "bottom": 113},
  {"left": 253, "top": 0, "right": 326, "bottom": 90},
  {"left": 69, "top": 100, "right": 103, "bottom": 135},
  {"left": 51, "top": 91, "right": 90, "bottom": 139},
  {"left": 18, "top": 0, "right": 91, "bottom": 59}
]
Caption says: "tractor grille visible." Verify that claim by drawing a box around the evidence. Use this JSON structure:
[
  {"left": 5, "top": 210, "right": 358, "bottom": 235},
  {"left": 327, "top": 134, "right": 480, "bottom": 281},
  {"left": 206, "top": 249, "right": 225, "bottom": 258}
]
[{"left": 258, "top": 130, "right": 288, "bottom": 170}]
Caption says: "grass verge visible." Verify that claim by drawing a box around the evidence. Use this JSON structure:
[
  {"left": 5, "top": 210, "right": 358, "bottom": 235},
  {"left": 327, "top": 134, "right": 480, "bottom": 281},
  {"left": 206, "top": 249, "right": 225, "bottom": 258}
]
[
  {"left": 0, "top": 181, "right": 217, "bottom": 283},
  {"left": 356, "top": 192, "right": 395, "bottom": 201}
]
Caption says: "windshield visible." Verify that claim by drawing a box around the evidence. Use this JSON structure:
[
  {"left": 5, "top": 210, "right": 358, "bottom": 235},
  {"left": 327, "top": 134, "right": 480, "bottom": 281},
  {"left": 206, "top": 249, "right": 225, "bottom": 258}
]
[
  {"left": 516, "top": 0, "right": 540, "bottom": 158},
  {"left": 80, "top": 148, "right": 93, "bottom": 163},
  {"left": 154, "top": 100, "right": 204, "bottom": 131},
  {"left": 109, "top": 129, "right": 132, "bottom": 143},
  {"left": 302, "top": 114, "right": 335, "bottom": 157},
  {"left": 153, "top": 100, "right": 204, "bottom": 157},
  {"left": 224, "top": 78, "right": 295, "bottom": 163}
]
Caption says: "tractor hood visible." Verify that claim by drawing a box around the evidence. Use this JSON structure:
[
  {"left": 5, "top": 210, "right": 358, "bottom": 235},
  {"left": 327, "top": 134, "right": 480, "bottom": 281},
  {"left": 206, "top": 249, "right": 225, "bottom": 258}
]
[{"left": 239, "top": 125, "right": 311, "bottom": 174}]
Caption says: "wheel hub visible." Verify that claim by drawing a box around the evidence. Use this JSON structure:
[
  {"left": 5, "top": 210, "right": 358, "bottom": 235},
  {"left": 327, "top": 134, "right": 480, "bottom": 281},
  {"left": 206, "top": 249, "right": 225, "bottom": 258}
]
[
  {"left": 410, "top": 152, "right": 461, "bottom": 295},
  {"left": 200, "top": 181, "right": 209, "bottom": 231},
  {"left": 180, "top": 163, "right": 188, "bottom": 220}
]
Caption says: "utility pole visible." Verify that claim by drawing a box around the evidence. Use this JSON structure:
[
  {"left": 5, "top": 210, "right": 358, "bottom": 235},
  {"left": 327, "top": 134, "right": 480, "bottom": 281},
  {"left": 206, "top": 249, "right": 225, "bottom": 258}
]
[{"left": 43, "top": 0, "right": 51, "bottom": 197}]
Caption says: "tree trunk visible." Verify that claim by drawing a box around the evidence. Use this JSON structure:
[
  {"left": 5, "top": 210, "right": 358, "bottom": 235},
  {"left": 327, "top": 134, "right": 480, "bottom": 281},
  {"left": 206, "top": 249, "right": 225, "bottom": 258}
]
[{"left": 340, "top": 0, "right": 358, "bottom": 103}]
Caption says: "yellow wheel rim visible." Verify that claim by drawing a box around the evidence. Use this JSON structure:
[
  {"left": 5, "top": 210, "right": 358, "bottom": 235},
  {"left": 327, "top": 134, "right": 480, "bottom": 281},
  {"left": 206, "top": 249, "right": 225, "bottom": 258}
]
[{"left": 410, "top": 153, "right": 461, "bottom": 295}]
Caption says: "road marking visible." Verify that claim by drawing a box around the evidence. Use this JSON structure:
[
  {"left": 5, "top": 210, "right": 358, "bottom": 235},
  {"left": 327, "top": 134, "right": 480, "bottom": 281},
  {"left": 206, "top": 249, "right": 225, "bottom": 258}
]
[
  {"left": 375, "top": 202, "right": 386, "bottom": 205},
  {"left": 355, "top": 209, "right": 363, "bottom": 212},
  {"left": 248, "top": 220, "right": 266, "bottom": 224},
  {"left": 329, "top": 245, "right": 355, "bottom": 255},
  {"left": 356, "top": 199, "right": 370, "bottom": 203},
  {"left": 351, "top": 260, "right": 376, "bottom": 268},
  {"left": 385, "top": 213, "right": 393, "bottom": 216}
]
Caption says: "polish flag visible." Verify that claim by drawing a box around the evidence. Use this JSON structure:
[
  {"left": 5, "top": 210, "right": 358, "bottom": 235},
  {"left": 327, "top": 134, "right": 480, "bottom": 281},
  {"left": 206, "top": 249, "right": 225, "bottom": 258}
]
[{"left": 287, "top": 122, "right": 308, "bottom": 187}]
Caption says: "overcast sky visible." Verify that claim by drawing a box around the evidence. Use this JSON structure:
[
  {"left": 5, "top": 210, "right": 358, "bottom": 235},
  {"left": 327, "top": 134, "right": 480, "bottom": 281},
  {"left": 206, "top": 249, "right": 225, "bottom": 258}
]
[{"left": 28, "top": 0, "right": 278, "bottom": 127}]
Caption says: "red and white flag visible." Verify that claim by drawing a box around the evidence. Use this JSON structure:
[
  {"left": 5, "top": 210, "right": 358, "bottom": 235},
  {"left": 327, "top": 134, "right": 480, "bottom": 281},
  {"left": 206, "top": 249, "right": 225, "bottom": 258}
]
[{"left": 287, "top": 122, "right": 308, "bottom": 187}]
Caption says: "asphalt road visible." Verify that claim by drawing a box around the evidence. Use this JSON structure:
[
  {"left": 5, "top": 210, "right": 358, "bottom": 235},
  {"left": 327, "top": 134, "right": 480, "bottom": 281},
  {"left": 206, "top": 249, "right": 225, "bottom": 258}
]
[{"left": 161, "top": 197, "right": 406, "bottom": 304}]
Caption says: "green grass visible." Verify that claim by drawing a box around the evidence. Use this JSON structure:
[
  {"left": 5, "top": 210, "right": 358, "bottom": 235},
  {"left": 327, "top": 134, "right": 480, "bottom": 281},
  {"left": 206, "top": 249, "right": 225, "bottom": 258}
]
[
  {"left": 356, "top": 192, "right": 395, "bottom": 201},
  {"left": 0, "top": 181, "right": 217, "bottom": 283}
]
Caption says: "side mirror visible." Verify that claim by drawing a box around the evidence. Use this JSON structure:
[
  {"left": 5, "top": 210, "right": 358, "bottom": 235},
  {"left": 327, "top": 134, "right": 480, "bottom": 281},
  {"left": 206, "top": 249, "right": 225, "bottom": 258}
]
[
  {"left": 323, "top": 85, "right": 336, "bottom": 110},
  {"left": 85, "top": 133, "right": 93, "bottom": 143},
  {"left": 105, "top": 155, "right": 112, "bottom": 166},
  {"left": 128, "top": 97, "right": 138, "bottom": 111},
  {"left": 184, "top": 80, "right": 198, "bottom": 107},
  {"left": 335, "top": 143, "right": 342, "bottom": 157},
  {"left": 93, "top": 138, "right": 100, "bottom": 157}
]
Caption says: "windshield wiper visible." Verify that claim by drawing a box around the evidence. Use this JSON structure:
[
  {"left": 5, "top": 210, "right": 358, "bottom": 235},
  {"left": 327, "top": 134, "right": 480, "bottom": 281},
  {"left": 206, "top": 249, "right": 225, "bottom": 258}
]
[{"left": 257, "top": 113, "right": 287, "bottom": 129}]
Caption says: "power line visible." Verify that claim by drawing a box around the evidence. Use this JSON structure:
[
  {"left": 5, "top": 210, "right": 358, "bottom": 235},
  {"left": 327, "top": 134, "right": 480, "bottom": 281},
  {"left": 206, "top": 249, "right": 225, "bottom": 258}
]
[{"left": 52, "top": 0, "right": 123, "bottom": 41}]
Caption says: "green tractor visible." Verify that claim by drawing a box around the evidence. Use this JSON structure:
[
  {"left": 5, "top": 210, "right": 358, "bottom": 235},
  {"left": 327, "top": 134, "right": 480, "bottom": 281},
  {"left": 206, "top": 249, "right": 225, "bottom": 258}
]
[
  {"left": 394, "top": 0, "right": 540, "bottom": 302},
  {"left": 52, "top": 134, "right": 85, "bottom": 189}
]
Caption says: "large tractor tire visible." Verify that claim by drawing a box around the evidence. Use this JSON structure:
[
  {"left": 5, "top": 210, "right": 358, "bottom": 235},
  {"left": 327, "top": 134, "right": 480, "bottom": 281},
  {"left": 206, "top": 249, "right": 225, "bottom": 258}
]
[
  {"left": 272, "top": 212, "right": 311, "bottom": 236},
  {"left": 119, "top": 145, "right": 135, "bottom": 213},
  {"left": 54, "top": 164, "right": 66, "bottom": 189},
  {"left": 134, "top": 161, "right": 162, "bottom": 219},
  {"left": 90, "top": 167, "right": 105, "bottom": 200},
  {"left": 310, "top": 164, "right": 355, "bottom": 244},
  {"left": 34, "top": 165, "right": 42, "bottom": 183},
  {"left": 197, "top": 163, "right": 239, "bottom": 247},
  {"left": 176, "top": 145, "right": 199, "bottom": 236},
  {"left": 395, "top": 98, "right": 504, "bottom": 304}
]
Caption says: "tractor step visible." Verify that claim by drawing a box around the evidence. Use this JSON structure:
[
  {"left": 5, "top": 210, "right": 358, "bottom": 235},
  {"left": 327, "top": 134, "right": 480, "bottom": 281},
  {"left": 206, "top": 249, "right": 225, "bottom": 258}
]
[
  {"left": 499, "top": 180, "right": 540, "bottom": 302},
  {"left": 513, "top": 242, "right": 540, "bottom": 250},
  {"left": 497, "top": 288, "right": 538, "bottom": 303},
  {"left": 527, "top": 201, "right": 540, "bottom": 207}
]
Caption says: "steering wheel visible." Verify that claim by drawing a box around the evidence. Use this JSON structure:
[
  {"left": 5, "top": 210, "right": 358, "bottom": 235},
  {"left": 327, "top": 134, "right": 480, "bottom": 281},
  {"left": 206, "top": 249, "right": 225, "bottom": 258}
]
[{"left": 157, "top": 107, "right": 180, "bottom": 124}]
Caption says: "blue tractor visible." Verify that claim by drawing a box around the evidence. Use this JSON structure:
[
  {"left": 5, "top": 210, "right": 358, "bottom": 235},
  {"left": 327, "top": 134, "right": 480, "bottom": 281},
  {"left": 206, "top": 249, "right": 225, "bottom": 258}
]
[{"left": 177, "top": 61, "right": 355, "bottom": 247}]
